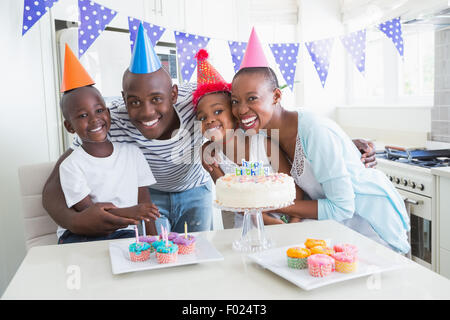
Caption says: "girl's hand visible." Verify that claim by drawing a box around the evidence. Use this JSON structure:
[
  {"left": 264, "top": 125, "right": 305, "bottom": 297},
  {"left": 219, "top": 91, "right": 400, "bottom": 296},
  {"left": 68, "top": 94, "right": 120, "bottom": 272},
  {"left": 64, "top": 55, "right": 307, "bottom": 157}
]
[{"left": 201, "top": 141, "right": 220, "bottom": 172}]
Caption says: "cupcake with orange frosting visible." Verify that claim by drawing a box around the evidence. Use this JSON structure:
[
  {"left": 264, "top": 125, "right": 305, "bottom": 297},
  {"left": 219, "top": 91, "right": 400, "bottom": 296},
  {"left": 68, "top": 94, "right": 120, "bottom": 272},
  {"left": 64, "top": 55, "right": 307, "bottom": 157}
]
[
  {"left": 286, "top": 247, "right": 311, "bottom": 269},
  {"left": 332, "top": 252, "right": 358, "bottom": 273},
  {"left": 304, "top": 238, "right": 327, "bottom": 249},
  {"left": 310, "top": 246, "right": 335, "bottom": 256}
]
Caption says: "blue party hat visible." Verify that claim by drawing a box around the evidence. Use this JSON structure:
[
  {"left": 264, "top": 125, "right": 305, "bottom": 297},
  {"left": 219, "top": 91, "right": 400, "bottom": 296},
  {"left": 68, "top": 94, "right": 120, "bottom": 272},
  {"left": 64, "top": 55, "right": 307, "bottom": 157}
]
[{"left": 129, "top": 22, "right": 162, "bottom": 74}]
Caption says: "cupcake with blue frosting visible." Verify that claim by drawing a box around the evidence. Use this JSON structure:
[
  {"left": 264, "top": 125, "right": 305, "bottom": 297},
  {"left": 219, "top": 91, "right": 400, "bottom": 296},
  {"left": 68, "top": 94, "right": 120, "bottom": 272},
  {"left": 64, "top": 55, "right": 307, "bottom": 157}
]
[{"left": 129, "top": 242, "right": 151, "bottom": 262}]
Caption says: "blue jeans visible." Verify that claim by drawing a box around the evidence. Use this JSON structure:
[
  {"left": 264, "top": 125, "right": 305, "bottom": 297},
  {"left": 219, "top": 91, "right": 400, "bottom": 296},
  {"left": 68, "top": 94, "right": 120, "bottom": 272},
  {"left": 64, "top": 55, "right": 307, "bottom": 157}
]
[
  {"left": 58, "top": 229, "right": 135, "bottom": 244},
  {"left": 149, "top": 180, "right": 213, "bottom": 234}
]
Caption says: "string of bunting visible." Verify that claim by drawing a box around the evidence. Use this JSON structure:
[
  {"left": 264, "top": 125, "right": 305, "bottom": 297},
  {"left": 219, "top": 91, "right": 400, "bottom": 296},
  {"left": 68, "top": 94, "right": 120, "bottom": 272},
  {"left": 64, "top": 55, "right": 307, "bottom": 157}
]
[{"left": 21, "top": 0, "right": 405, "bottom": 89}]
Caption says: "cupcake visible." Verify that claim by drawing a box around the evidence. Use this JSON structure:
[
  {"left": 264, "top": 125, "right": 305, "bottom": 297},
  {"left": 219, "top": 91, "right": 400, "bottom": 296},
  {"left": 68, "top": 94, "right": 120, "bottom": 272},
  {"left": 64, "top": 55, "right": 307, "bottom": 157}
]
[
  {"left": 129, "top": 242, "right": 151, "bottom": 262},
  {"left": 307, "top": 254, "right": 335, "bottom": 277},
  {"left": 286, "top": 247, "right": 311, "bottom": 269},
  {"left": 151, "top": 239, "right": 174, "bottom": 251},
  {"left": 139, "top": 235, "right": 158, "bottom": 253},
  {"left": 159, "top": 232, "right": 179, "bottom": 241},
  {"left": 333, "top": 243, "right": 358, "bottom": 257},
  {"left": 173, "top": 235, "right": 196, "bottom": 255},
  {"left": 310, "top": 246, "right": 335, "bottom": 256},
  {"left": 156, "top": 243, "right": 179, "bottom": 264},
  {"left": 304, "top": 238, "right": 327, "bottom": 249},
  {"left": 332, "top": 252, "right": 358, "bottom": 273}
]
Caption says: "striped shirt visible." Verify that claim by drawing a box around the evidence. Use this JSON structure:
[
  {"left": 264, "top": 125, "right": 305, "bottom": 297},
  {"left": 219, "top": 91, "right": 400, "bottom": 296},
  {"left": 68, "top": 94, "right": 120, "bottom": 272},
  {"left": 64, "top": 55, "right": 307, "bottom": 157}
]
[{"left": 72, "top": 83, "right": 210, "bottom": 192}]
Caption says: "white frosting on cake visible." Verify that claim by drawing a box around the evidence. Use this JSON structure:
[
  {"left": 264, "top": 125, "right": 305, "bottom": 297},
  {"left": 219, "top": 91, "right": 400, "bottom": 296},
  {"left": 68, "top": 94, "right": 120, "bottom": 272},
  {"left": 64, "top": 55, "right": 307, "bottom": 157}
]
[{"left": 215, "top": 173, "right": 296, "bottom": 209}]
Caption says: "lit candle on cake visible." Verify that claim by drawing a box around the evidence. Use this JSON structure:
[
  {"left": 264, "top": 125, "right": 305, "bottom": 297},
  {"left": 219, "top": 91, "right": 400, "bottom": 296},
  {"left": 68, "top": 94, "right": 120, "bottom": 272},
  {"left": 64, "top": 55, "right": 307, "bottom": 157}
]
[{"left": 184, "top": 222, "right": 188, "bottom": 239}]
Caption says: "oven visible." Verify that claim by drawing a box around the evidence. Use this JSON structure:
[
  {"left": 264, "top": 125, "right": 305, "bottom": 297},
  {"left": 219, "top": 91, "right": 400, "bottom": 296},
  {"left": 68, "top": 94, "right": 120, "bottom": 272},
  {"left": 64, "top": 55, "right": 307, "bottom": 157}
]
[
  {"left": 397, "top": 189, "right": 433, "bottom": 269},
  {"left": 376, "top": 157, "right": 437, "bottom": 271}
]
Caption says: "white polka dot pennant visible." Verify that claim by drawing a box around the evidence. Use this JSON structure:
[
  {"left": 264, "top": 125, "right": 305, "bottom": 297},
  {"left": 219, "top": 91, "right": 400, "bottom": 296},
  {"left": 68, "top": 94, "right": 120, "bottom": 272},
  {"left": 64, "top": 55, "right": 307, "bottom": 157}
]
[
  {"left": 128, "top": 17, "right": 166, "bottom": 53},
  {"left": 227, "top": 41, "right": 247, "bottom": 73},
  {"left": 305, "top": 37, "right": 335, "bottom": 88},
  {"left": 174, "top": 31, "right": 211, "bottom": 83},
  {"left": 269, "top": 43, "right": 300, "bottom": 91},
  {"left": 378, "top": 17, "right": 404, "bottom": 58},
  {"left": 22, "top": 0, "right": 59, "bottom": 36},
  {"left": 78, "top": 0, "right": 118, "bottom": 57},
  {"left": 340, "top": 29, "right": 366, "bottom": 75}
]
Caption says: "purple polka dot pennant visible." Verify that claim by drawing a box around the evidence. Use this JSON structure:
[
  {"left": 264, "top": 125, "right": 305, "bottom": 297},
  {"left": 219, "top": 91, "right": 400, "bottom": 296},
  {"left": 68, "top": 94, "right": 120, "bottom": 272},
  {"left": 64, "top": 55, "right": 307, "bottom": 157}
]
[
  {"left": 174, "top": 31, "right": 211, "bottom": 83},
  {"left": 305, "top": 37, "right": 335, "bottom": 88},
  {"left": 227, "top": 41, "right": 247, "bottom": 73},
  {"left": 22, "top": 0, "right": 59, "bottom": 36},
  {"left": 340, "top": 29, "right": 366, "bottom": 74},
  {"left": 269, "top": 43, "right": 300, "bottom": 91},
  {"left": 378, "top": 17, "right": 404, "bottom": 58},
  {"left": 128, "top": 17, "right": 166, "bottom": 53},
  {"left": 77, "top": 0, "right": 118, "bottom": 57}
]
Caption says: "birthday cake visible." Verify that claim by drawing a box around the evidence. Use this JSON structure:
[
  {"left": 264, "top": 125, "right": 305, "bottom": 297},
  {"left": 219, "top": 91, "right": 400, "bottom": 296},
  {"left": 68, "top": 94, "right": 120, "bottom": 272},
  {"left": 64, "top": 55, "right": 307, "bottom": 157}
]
[{"left": 215, "top": 171, "right": 296, "bottom": 209}]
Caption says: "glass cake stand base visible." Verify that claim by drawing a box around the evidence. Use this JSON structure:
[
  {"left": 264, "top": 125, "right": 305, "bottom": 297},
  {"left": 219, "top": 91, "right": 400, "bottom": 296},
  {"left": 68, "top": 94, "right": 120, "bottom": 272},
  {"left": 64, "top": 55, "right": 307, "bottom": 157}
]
[{"left": 214, "top": 201, "right": 293, "bottom": 253}]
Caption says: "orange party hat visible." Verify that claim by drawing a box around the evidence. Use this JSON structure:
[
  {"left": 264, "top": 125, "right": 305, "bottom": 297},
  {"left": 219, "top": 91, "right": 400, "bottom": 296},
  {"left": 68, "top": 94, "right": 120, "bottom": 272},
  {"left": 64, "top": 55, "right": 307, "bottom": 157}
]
[
  {"left": 192, "top": 49, "right": 231, "bottom": 107},
  {"left": 60, "top": 44, "right": 95, "bottom": 92}
]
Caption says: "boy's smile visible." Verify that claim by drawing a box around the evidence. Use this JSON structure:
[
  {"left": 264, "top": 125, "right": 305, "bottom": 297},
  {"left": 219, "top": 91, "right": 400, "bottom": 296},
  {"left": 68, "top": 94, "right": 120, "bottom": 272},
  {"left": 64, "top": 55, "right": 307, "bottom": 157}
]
[{"left": 62, "top": 86, "right": 111, "bottom": 144}]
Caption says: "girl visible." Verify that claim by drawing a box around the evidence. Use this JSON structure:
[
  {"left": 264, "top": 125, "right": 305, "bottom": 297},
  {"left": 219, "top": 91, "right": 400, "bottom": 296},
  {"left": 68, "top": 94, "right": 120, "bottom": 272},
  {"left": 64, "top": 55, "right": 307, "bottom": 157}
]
[
  {"left": 230, "top": 64, "right": 410, "bottom": 254},
  {"left": 193, "top": 49, "right": 303, "bottom": 227}
]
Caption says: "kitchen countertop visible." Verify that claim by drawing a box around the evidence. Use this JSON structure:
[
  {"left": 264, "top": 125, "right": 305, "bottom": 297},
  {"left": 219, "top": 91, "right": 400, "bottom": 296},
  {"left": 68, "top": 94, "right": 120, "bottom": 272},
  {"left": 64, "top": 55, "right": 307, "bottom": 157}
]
[
  {"left": 2, "top": 220, "right": 450, "bottom": 300},
  {"left": 431, "top": 167, "right": 450, "bottom": 179}
]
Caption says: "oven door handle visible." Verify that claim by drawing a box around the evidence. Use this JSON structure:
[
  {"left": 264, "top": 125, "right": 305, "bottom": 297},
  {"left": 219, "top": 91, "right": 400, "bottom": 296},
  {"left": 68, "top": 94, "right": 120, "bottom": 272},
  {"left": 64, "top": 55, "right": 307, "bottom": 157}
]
[{"left": 403, "top": 197, "right": 423, "bottom": 206}]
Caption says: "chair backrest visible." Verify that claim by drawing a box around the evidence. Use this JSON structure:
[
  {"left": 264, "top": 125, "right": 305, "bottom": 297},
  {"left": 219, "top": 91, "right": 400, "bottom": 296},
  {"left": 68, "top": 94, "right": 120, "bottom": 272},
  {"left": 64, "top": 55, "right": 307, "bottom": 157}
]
[{"left": 18, "top": 162, "right": 58, "bottom": 251}]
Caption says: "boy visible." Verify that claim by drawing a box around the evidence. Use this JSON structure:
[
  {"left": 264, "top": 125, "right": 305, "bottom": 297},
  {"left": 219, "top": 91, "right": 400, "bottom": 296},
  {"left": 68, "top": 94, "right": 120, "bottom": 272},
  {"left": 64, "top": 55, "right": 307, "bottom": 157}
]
[{"left": 56, "top": 44, "right": 159, "bottom": 244}]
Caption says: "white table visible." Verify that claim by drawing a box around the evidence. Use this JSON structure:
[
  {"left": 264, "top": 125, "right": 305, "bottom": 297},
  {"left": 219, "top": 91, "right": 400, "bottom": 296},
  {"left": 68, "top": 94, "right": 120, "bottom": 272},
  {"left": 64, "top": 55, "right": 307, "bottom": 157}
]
[{"left": 2, "top": 220, "right": 450, "bottom": 299}]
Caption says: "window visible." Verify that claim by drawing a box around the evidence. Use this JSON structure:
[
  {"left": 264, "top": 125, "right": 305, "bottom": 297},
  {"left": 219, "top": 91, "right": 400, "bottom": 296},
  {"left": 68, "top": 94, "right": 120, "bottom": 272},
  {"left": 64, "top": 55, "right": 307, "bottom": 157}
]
[{"left": 347, "top": 26, "right": 434, "bottom": 106}]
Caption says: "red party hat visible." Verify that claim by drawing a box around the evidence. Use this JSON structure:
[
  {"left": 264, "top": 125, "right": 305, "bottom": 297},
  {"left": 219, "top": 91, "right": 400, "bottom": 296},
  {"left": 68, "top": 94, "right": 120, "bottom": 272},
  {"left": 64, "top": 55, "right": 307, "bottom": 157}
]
[
  {"left": 192, "top": 49, "right": 231, "bottom": 107},
  {"left": 60, "top": 44, "right": 95, "bottom": 92},
  {"left": 239, "top": 27, "right": 269, "bottom": 69}
]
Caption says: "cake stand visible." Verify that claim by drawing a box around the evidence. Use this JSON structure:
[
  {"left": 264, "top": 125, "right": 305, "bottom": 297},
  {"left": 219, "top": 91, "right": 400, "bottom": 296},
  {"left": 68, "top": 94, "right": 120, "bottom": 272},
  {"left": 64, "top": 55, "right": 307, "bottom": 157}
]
[{"left": 214, "top": 201, "right": 294, "bottom": 253}]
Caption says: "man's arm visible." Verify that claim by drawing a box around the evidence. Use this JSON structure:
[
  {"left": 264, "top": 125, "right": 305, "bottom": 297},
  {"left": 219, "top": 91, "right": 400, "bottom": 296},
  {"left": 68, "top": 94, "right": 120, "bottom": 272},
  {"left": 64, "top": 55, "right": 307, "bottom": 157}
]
[{"left": 42, "top": 149, "right": 137, "bottom": 236}]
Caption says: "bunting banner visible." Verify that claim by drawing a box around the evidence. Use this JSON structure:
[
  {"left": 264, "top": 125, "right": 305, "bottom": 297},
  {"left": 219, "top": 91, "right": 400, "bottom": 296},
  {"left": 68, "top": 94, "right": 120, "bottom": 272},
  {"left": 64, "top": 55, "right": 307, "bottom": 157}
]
[
  {"left": 378, "top": 17, "right": 404, "bottom": 58},
  {"left": 20, "top": 1, "right": 408, "bottom": 89},
  {"left": 305, "top": 38, "right": 335, "bottom": 88},
  {"left": 77, "top": 0, "right": 118, "bottom": 57},
  {"left": 340, "top": 29, "right": 366, "bottom": 74},
  {"left": 228, "top": 41, "right": 247, "bottom": 73},
  {"left": 128, "top": 17, "right": 166, "bottom": 53},
  {"left": 174, "top": 31, "right": 211, "bottom": 83},
  {"left": 269, "top": 43, "right": 300, "bottom": 91},
  {"left": 22, "top": 0, "right": 59, "bottom": 36}
]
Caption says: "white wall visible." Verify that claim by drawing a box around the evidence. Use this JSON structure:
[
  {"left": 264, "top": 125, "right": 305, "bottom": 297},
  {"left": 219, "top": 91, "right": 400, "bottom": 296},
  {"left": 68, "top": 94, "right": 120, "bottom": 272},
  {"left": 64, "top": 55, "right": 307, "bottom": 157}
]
[{"left": 0, "top": 0, "right": 61, "bottom": 296}]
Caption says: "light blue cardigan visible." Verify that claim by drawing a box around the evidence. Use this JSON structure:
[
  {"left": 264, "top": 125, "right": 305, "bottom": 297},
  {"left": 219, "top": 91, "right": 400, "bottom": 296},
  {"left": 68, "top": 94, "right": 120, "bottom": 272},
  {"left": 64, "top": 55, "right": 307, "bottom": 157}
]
[{"left": 297, "top": 111, "right": 410, "bottom": 253}]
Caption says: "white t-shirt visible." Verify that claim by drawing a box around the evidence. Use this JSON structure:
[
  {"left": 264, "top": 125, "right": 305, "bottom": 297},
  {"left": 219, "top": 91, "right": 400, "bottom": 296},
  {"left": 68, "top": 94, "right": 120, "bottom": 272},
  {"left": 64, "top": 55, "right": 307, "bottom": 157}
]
[{"left": 58, "top": 142, "right": 156, "bottom": 238}]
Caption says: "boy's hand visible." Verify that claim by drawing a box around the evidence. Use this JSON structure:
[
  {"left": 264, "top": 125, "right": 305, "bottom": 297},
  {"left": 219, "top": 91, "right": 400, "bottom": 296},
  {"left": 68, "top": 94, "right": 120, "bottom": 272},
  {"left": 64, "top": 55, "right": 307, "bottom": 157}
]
[
  {"left": 262, "top": 213, "right": 285, "bottom": 225},
  {"left": 74, "top": 202, "right": 138, "bottom": 236},
  {"left": 352, "top": 138, "right": 377, "bottom": 168},
  {"left": 135, "top": 203, "right": 161, "bottom": 221}
]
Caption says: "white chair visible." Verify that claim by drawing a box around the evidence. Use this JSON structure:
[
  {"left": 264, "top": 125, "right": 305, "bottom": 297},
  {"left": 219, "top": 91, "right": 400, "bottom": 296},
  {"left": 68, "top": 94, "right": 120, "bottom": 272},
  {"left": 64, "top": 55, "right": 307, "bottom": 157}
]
[{"left": 18, "top": 162, "right": 58, "bottom": 251}]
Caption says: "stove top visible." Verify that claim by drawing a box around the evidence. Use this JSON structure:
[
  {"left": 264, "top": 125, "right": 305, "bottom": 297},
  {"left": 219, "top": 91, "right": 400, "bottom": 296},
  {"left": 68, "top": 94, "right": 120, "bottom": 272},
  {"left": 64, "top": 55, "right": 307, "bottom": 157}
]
[{"left": 376, "top": 147, "right": 450, "bottom": 168}]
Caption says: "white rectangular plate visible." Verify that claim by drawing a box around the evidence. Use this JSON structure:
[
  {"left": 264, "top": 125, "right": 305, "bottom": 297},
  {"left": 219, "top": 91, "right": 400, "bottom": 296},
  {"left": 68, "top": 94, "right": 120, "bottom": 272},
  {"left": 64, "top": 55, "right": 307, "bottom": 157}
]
[
  {"left": 248, "top": 242, "right": 406, "bottom": 291},
  {"left": 109, "top": 235, "right": 224, "bottom": 275}
]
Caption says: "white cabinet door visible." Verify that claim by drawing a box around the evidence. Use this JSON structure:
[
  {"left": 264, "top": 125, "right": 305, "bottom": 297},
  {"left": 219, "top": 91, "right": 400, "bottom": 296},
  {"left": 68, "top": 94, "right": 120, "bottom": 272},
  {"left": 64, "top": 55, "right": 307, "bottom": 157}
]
[
  {"left": 439, "top": 177, "right": 450, "bottom": 250},
  {"left": 440, "top": 248, "right": 450, "bottom": 279}
]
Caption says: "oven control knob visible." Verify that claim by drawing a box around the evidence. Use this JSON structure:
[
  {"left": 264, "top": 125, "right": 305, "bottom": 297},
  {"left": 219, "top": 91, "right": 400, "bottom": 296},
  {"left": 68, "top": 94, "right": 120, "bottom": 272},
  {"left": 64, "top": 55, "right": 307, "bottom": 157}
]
[
  {"left": 395, "top": 177, "right": 400, "bottom": 184},
  {"left": 402, "top": 179, "right": 408, "bottom": 186},
  {"left": 418, "top": 184, "right": 425, "bottom": 191},
  {"left": 389, "top": 176, "right": 393, "bottom": 182},
  {"left": 410, "top": 182, "right": 416, "bottom": 189}
]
